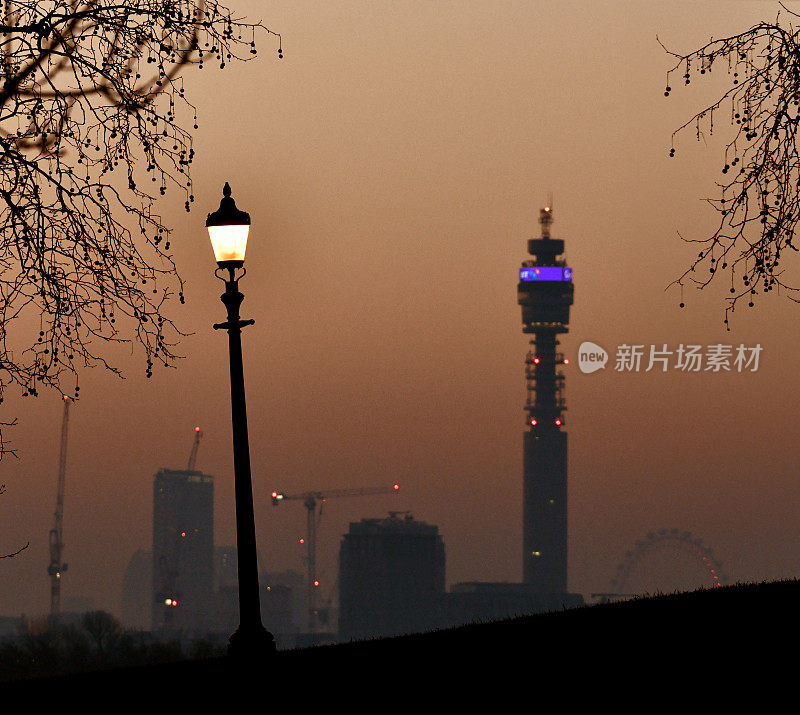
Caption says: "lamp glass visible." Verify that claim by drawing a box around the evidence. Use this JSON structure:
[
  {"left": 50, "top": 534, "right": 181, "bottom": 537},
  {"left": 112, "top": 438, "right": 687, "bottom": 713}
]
[{"left": 208, "top": 224, "right": 249, "bottom": 264}]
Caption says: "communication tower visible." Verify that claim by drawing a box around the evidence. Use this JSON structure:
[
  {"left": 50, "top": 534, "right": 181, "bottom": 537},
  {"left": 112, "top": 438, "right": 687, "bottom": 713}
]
[{"left": 517, "top": 204, "right": 574, "bottom": 592}]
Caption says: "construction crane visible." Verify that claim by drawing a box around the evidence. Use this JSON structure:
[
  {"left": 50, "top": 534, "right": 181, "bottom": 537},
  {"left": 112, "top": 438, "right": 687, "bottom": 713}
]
[
  {"left": 187, "top": 426, "right": 203, "bottom": 471},
  {"left": 271, "top": 483, "right": 400, "bottom": 632},
  {"left": 47, "top": 394, "right": 73, "bottom": 625}
]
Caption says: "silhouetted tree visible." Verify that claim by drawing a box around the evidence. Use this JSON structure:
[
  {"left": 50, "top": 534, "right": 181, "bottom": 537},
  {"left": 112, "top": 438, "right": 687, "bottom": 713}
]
[
  {"left": 81, "top": 610, "right": 121, "bottom": 654},
  {"left": 0, "top": 1, "right": 281, "bottom": 452},
  {"left": 663, "top": 4, "right": 800, "bottom": 323},
  {"left": 0, "top": 611, "right": 201, "bottom": 680}
]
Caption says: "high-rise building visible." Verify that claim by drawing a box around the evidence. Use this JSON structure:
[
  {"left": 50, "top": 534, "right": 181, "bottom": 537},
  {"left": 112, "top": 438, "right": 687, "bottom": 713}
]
[
  {"left": 152, "top": 468, "right": 214, "bottom": 636},
  {"left": 338, "top": 513, "right": 445, "bottom": 641},
  {"left": 517, "top": 205, "right": 574, "bottom": 593}
]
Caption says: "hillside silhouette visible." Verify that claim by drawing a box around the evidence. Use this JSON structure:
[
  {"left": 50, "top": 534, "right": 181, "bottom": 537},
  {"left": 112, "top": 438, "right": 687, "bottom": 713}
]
[{"left": 4, "top": 579, "right": 792, "bottom": 699}]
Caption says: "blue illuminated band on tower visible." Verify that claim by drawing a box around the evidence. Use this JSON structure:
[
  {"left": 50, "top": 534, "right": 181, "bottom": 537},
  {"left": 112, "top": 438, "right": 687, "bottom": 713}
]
[
  {"left": 519, "top": 266, "right": 573, "bottom": 282},
  {"left": 517, "top": 205, "right": 574, "bottom": 593}
]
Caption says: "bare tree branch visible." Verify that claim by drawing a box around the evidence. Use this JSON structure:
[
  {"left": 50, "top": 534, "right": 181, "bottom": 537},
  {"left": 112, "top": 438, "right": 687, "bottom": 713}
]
[
  {"left": 663, "top": 3, "right": 800, "bottom": 325},
  {"left": 1, "top": 540, "right": 28, "bottom": 558},
  {"left": 0, "top": 1, "right": 281, "bottom": 453}
]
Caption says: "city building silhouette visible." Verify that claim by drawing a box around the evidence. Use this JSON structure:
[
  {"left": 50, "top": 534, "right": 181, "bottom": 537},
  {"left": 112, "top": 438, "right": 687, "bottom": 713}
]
[
  {"left": 338, "top": 513, "right": 446, "bottom": 641},
  {"left": 119, "top": 475, "right": 304, "bottom": 645},
  {"left": 152, "top": 468, "right": 214, "bottom": 637}
]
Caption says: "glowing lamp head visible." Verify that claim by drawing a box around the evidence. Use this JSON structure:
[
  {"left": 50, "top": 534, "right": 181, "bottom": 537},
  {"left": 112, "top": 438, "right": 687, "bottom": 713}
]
[{"left": 206, "top": 182, "right": 250, "bottom": 267}]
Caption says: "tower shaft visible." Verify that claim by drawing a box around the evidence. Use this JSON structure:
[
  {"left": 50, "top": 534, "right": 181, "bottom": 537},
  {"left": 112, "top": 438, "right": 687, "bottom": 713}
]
[{"left": 523, "top": 428, "right": 567, "bottom": 588}]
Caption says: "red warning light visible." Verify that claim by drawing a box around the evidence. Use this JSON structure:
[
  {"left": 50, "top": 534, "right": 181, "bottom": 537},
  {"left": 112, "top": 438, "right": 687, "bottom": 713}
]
[
  {"left": 181, "top": 531, "right": 187, "bottom": 538},
  {"left": 313, "top": 580, "right": 320, "bottom": 588},
  {"left": 563, "top": 358, "right": 570, "bottom": 365},
  {"left": 533, "top": 357, "right": 540, "bottom": 364},
  {"left": 531, "top": 419, "right": 538, "bottom": 426},
  {"left": 393, "top": 483, "right": 400, "bottom": 491},
  {"left": 555, "top": 419, "right": 562, "bottom": 426},
  {"left": 543, "top": 206, "right": 551, "bottom": 213},
  {"left": 299, "top": 538, "right": 305, "bottom": 544}
]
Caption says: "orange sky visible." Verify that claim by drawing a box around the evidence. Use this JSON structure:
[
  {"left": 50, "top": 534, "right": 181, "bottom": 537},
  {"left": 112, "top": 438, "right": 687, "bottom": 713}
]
[{"left": 2, "top": 0, "right": 800, "bottom": 619}]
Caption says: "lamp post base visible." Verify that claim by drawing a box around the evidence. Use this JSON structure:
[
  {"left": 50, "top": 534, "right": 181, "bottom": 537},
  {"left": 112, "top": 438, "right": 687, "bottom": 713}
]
[{"left": 228, "top": 623, "right": 276, "bottom": 660}]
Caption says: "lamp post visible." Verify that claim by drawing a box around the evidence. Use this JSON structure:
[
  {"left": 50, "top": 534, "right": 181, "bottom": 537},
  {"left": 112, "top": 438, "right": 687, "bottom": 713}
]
[{"left": 207, "top": 182, "right": 275, "bottom": 659}]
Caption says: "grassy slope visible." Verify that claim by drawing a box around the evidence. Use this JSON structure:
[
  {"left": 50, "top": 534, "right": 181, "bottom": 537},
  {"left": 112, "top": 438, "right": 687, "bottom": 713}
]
[{"left": 5, "top": 579, "right": 796, "bottom": 698}]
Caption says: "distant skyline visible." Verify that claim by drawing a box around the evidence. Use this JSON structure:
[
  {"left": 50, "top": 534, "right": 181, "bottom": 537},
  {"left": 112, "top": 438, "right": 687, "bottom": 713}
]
[{"left": 3, "top": 0, "right": 800, "bottom": 619}]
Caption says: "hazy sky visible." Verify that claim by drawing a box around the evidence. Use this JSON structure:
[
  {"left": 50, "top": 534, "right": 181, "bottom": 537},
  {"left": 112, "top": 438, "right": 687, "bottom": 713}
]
[{"left": 3, "top": 0, "right": 800, "bottom": 619}]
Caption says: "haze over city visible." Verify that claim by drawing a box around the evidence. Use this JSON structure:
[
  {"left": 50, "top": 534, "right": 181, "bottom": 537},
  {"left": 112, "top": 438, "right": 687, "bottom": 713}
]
[{"left": 1, "top": 0, "right": 798, "bottom": 622}]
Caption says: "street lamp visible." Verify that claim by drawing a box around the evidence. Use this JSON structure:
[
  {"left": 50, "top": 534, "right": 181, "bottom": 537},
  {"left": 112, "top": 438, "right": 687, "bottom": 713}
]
[{"left": 207, "top": 182, "right": 275, "bottom": 659}]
